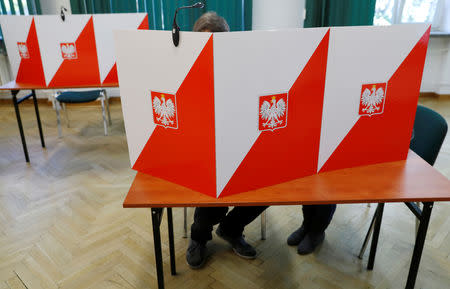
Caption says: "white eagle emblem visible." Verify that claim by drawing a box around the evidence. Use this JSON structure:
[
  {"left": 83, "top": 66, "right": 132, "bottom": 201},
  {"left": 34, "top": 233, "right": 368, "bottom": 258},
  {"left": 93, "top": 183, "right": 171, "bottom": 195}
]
[
  {"left": 153, "top": 94, "right": 176, "bottom": 127},
  {"left": 17, "top": 42, "right": 29, "bottom": 58},
  {"left": 360, "top": 85, "right": 385, "bottom": 116},
  {"left": 61, "top": 43, "right": 77, "bottom": 59},
  {"left": 260, "top": 96, "right": 287, "bottom": 130}
]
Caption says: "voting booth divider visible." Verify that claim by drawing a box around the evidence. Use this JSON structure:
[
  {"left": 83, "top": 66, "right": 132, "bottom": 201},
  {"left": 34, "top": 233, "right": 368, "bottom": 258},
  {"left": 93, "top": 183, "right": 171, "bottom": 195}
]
[
  {"left": 0, "top": 13, "right": 149, "bottom": 87},
  {"left": 114, "top": 24, "right": 430, "bottom": 199}
]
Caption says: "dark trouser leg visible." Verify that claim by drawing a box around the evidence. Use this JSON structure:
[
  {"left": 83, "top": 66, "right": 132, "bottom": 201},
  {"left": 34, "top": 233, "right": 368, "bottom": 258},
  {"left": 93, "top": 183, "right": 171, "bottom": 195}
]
[
  {"left": 190, "top": 207, "right": 229, "bottom": 244},
  {"left": 302, "top": 204, "right": 337, "bottom": 233},
  {"left": 220, "top": 206, "right": 268, "bottom": 238}
]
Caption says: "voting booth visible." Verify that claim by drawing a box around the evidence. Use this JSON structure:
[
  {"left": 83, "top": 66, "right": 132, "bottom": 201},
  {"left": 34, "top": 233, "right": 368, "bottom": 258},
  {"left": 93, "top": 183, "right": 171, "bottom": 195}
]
[
  {"left": 115, "top": 24, "right": 430, "bottom": 198},
  {"left": 0, "top": 13, "right": 149, "bottom": 87}
]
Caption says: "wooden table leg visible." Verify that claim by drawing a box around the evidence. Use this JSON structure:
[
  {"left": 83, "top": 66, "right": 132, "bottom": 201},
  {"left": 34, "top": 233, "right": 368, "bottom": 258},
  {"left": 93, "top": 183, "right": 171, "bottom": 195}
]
[
  {"left": 368, "top": 203, "right": 384, "bottom": 270},
  {"left": 151, "top": 208, "right": 165, "bottom": 289},
  {"left": 405, "top": 202, "right": 433, "bottom": 289}
]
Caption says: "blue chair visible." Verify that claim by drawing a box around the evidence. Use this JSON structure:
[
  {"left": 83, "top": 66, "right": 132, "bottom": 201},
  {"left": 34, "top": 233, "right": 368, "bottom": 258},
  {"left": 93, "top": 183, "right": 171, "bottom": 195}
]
[
  {"left": 410, "top": 105, "right": 448, "bottom": 166},
  {"left": 54, "top": 89, "right": 111, "bottom": 137},
  {"left": 358, "top": 104, "right": 448, "bottom": 258}
]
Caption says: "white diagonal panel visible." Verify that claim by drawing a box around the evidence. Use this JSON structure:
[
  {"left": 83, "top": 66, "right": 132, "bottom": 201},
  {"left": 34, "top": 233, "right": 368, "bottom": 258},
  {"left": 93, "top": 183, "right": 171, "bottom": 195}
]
[
  {"left": 0, "top": 16, "right": 34, "bottom": 78},
  {"left": 93, "top": 13, "right": 147, "bottom": 83},
  {"left": 213, "top": 28, "right": 328, "bottom": 197},
  {"left": 114, "top": 30, "right": 212, "bottom": 166},
  {"left": 318, "top": 24, "right": 430, "bottom": 171}
]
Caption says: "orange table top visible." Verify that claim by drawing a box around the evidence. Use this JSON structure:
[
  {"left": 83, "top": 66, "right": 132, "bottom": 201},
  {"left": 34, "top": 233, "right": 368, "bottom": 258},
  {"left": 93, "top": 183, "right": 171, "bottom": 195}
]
[
  {"left": 123, "top": 151, "right": 450, "bottom": 208},
  {"left": 0, "top": 80, "right": 119, "bottom": 90}
]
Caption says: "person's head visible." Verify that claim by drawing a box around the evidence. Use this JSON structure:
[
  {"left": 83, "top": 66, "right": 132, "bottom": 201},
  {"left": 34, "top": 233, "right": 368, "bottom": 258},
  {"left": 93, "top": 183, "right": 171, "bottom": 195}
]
[{"left": 193, "top": 12, "right": 230, "bottom": 32}]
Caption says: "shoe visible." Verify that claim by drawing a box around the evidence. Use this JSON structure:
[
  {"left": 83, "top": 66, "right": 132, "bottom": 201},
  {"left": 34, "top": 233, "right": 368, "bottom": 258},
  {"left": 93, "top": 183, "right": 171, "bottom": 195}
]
[
  {"left": 186, "top": 239, "right": 207, "bottom": 269},
  {"left": 287, "top": 225, "right": 307, "bottom": 246},
  {"left": 297, "top": 231, "right": 325, "bottom": 255},
  {"left": 216, "top": 226, "right": 257, "bottom": 259}
]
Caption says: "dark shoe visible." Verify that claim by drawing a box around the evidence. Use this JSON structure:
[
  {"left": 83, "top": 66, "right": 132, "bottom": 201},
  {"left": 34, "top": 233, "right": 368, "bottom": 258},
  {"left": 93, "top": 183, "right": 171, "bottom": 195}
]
[
  {"left": 287, "top": 225, "right": 307, "bottom": 246},
  {"left": 297, "top": 232, "right": 325, "bottom": 255},
  {"left": 186, "top": 239, "right": 207, "bottom": 269},
  {"left": 216, "top": 226, "right": 257, "bottom": 259}
]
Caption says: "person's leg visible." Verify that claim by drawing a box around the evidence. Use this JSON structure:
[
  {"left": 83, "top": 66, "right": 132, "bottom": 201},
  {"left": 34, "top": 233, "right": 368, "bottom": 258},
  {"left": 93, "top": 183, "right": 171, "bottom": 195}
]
[
  {"left": 190, "top": 207, "right": 229, "bottom": 243},
  {"left": 219, "top": 206, "right": 268, "bottom": 237},
  {"left": 297, "top": 204, "right": 337, "bottom": 255},
  {"left": 216, "top": 206, "right": 268, "bottom": 259},
  {"left": 287, "top": 205, "right": 315, "bottom": 246},
  {"left": 187, "top": 207, "right": 228, "bottom": 268},
  {"left": 309, "top": 204, "right": 337, "bottom": 233},
  {"left": 301, "top": 205, "right": 316, "bottom": 231}
]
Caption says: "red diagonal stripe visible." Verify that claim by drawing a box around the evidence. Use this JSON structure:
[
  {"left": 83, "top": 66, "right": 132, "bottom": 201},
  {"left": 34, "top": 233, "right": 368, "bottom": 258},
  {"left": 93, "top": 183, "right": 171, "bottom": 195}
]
[
  {"left": 48, "top": 16, "right": 100, "bottom": 87},
  {"left": 219, "top": 30, "right": 330, "bottom": 197},
  {"left": 133, "top": 36, "right": 217, "bottom": 197},
  {"left": 16, "top": 18, "right": 46, "bottom": 86},
  {"left": 319, "top": 27, "right": 431, "bottom": 173}
]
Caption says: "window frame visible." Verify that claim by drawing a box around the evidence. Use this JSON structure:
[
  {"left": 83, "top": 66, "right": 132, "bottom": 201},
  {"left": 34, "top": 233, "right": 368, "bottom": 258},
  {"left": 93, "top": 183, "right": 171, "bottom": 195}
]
[{"left": 374, "top": 0, "right": 448, "bottom": 32}]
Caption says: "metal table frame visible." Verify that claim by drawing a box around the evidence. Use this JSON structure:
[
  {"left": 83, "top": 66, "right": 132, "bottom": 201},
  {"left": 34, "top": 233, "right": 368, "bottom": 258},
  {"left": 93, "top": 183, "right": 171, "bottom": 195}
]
[
  {"left": 360, "top": 202, "right": 434, "bottom": 289},
  {"left": 151, "top": 208, "right": 176, "bottom": 289},
  {"left": 11, "top": 89, "right": 46, "bottom": 163},
  {"left": 149, "top": 202, "right": 434, "bottom": 289}
]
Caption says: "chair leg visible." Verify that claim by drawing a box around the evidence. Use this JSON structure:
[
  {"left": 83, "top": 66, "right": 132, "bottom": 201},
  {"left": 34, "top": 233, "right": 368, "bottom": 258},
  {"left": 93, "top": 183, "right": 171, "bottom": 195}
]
[
  {"left": 183, "top": 207, "right": 188, "bottom": 238},
  {"left": 62, "top": 103, "right": 70, "bottom": 128},
  {"left": 100, "top": 97, "right": 108, "bottom": 136},
  {"left": 103, "top": 90, "right": 112, "bottom": 126},
  {"left": 55, "top": 100, "right": 62, "bottom": 138},
  {"left": 261, "top": 210, "right": 266, "bottom": 240}
]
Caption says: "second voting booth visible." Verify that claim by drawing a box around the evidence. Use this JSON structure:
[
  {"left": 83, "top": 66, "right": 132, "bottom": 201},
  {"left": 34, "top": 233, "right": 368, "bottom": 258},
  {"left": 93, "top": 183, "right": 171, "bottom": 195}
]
[
  {"left": 0, "top": 13, "right": 149, "bottom": 87},
  {"left": 115, "top": 24, "right": 430, "bottom": 198}
]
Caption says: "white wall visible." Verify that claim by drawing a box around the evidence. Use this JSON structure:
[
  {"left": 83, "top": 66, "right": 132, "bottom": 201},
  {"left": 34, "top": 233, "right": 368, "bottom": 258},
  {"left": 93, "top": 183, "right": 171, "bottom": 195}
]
[
  {"left": 420, "top": 0, "right": 450, "bottom": 94},
  {"left": 40, "top": 0, "right": 71, "bottom": 15},
  {"left": 253, "top": 0, "right": 305, "bottom": 30},
  {"left": 421, "top": 37, "right": 450, "bottom": 94}
]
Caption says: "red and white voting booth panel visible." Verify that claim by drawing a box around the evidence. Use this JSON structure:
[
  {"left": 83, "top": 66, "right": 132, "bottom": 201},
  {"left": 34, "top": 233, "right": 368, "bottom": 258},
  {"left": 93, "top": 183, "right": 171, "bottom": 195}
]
[
  {"left": 115, "top": 24, "right": 430, "bottom": 198},
  {"left": 0, "top": 13, "right": 148, "bottom": 87}
]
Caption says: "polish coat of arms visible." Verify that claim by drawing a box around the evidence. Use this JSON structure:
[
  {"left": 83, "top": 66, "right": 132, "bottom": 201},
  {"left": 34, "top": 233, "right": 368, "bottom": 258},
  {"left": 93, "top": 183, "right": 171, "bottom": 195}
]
[
  {"left": 17, "top": 42, "right": 30, "bottom": 59},
  {"left": 60, "top": 42, "right": 78, "bottom": 60},
  {"left": 151, "top": 91, "right": 178, "bottom": 129},
  {"left": 359, "top": 83, "right": 387, "bottom": 116},
  {"left": 259, "top": 93, "right": 288, "bottom": 131}
]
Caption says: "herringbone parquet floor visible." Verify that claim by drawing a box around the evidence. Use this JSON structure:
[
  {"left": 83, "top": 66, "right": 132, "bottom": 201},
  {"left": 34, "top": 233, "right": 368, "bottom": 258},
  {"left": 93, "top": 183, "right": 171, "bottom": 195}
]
[{"left": 0, "top": 97, "right": 449, "bottom": 289}]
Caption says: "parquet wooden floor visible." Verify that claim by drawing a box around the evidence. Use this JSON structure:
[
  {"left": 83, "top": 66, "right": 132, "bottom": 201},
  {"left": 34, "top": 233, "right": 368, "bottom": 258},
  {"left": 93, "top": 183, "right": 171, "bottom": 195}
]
[{"left": 0, "top": 98, "right": 449, "bottom": 289}]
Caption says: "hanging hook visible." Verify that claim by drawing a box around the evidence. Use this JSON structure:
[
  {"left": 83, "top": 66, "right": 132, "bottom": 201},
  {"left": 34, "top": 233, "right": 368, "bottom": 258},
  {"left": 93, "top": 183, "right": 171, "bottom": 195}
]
[{"left": 60, "top": 6, "right": 68, "bottom": 22}]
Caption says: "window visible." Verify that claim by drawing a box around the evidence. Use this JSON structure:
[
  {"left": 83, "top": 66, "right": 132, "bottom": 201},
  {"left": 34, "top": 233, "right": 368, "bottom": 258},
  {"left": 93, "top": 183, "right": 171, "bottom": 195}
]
[
  {"left": 401, "top": 0, "right": 438, "bottom": 23},
  {"left": 0, "top": 0, "right": 40, "bottom": 15},
  {"left": 373, "top": 0, "right": 446, "bottom": 31}
]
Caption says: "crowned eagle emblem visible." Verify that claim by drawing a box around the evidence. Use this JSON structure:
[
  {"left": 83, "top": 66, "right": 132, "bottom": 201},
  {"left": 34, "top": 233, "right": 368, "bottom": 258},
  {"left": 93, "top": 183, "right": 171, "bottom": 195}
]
[
  {"left": 17, "top": 42, "right": 29, "bottom": 58},
  {"left": 260, "top": 95, "right": 287, "bottom": 130},
  {"left": 152, "top": 93, "right": 178, "bottom": 128},
  {"left": 359, "top": 83, "right": 386, "bottom": 116},
  {"left": 61, "top": 43, "right": 77, "bottom": 59}
]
